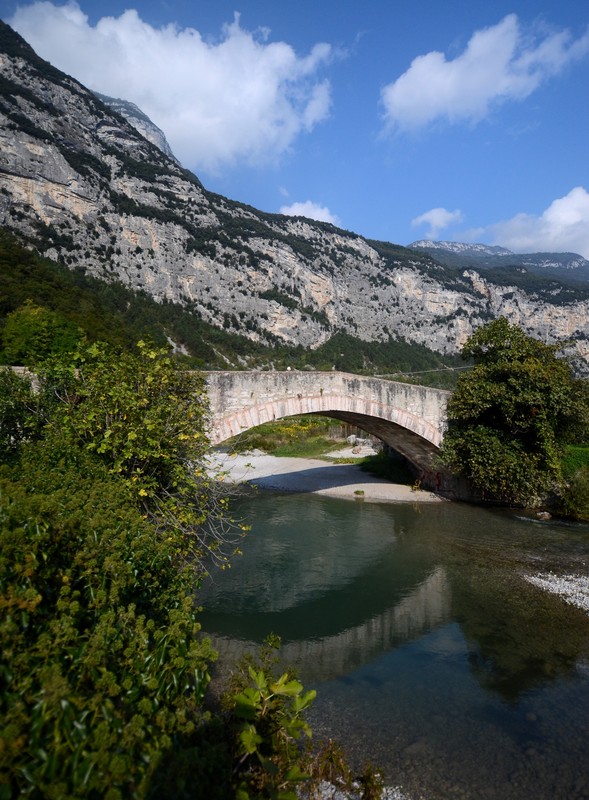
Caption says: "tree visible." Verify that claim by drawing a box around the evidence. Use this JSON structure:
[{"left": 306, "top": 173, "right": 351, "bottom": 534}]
[
  {"left": 441, "top": 318, "right": 588, "bottom": 505},
  {"left": 37, "top": 340, "right": 242, "bottom": 569},
  {"left": 0, "top": 300, "right": 83, "bottom": 366}
]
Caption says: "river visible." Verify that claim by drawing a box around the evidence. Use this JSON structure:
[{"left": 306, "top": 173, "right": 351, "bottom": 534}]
[{"left": 197, "top": 490, "right": 589, "bottom": 800}]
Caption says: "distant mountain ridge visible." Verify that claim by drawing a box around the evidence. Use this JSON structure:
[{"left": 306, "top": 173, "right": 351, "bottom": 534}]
[
  {"left": 409, "top": 240, "right": 589, "bottom": 282},
  {"left": 0, "top": 19, "right": 588, "bottom": 371}
]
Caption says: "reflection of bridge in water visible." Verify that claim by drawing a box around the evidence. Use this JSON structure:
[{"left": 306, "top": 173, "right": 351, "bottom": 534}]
[{"left": 209, "top": 566, "right": 451, "bottom": 683}]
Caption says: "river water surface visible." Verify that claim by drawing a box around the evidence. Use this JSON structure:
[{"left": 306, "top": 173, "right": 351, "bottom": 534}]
[{"left": 198, "top": 492, "right": 589, "bottom": 800}]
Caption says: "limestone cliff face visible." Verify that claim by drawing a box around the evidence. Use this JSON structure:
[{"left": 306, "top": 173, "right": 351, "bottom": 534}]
[{"left": 0, "top": 21, "right": 588, "bottom": 366}]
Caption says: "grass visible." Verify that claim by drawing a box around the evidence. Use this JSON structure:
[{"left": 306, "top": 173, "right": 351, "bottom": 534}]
[
  {"left": 562, "top": 445, "right": 589, "bottom": 478},
  {"left": 271, "top": 437, "right": 349, "bottom": 458},
  {"left": 226, "top": 415, "right": 347, "bottom": 456}
]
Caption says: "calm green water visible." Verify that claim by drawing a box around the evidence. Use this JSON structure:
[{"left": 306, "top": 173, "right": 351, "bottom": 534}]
[{"left": 198, "top": 491, "right": 589, "bottom": 800}]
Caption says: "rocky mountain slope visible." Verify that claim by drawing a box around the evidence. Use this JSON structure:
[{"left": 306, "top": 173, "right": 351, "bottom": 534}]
[
  {"left": 93, "top": 92, "right": 178, "bottom": 162},
  {"left": 1, "top": 20, "right": 588, "bottom": 368}
]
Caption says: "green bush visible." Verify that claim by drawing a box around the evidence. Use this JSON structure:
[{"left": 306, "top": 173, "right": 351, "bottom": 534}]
[
  {"left": 0, "top": 368, "right": 40, "bottom": 462},
  {"left": 222, "top": 638, "right": 384, "bottom": 800},
  {"left": 442, "top": 318, "right": 589, "bottom": 506},
  {"left": 1, "top": 300, "right": 82, "bottom": 366},
  {"left": 0, "top": 341, "right": 236, "bottom": 797},
  {"left": 561, "top": 467, "right": 589, "bottom": 520},
  {"left": 0, "top": 454, "right": 215, "bottom": 799},
  {"left": 227, "top": 416, "right": 342, "bottom": 456}
]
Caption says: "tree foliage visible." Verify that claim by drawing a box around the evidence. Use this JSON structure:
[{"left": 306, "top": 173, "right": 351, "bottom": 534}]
[
  {"left": 441, "top": 318, "right": 589, "bottom": 505},
  {"left": 0, "top": 458, "right": 215, "bottom": 799},
  {"left": 1, "top": 300, "right": 82, "bottom": 366},
  {"left": 36, "top": 340, "right": 242, "bottom": 569},
  {"left": 0, "top": 343, "right": 229, "bottom": 797},
  {"left": 0, "top": 368, "right": 40, "bottom": 460}
]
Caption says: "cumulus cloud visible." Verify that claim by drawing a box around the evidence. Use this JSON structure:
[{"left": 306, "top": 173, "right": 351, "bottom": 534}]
[
  {"left": 381, "top": 14, "right": 589, "bottom": 130},
  {"left": 411, "top": 207, "right": 463, "bottom": 239},
  {"left": 279, "top": 200, "right": 339, "bottom": 225},
  {"left": 487, "top": 187, "right": 589, "bottom": 258},
  {"left": 9, "top": 2, "right": 332, "bottom": 172}
]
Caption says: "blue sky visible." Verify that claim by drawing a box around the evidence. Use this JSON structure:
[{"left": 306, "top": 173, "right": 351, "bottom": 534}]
[{"left": 2, "top": 0, "right": 589, "bottom": 256}]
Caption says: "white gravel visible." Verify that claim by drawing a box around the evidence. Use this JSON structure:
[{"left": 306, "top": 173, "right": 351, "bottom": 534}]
[
  {"left": 209, "top": 450, "right": 445, "bottom": 504},
  {"left": 524, "top": 572, "right": 589, "bottom": 614},
  {"left": 302, "top": 781, "right": 411, "bottom": 800},
  {"left": 302, "top": 782, "right": 416, "bottom": 800}
]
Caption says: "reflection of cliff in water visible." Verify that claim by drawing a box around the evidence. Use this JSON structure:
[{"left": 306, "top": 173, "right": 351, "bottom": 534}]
[{"left": 208, "top": 566, "right": 451, "bottom": 682}]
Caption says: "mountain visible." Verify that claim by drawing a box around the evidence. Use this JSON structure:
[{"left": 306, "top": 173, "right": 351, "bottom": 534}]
[
  {"left": 93, "top": 92, "right": 178, "bottom": 162},
  {"left": 1, "top": 20, "right": 588, "bottom": 371},
  {"left": 409, "top": 240, "right": 589, "bottom": 282}
]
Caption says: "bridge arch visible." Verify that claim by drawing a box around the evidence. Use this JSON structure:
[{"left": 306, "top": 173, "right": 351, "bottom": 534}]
[{"left": 205, "top": 371, "right": 450, "bottom": 472}]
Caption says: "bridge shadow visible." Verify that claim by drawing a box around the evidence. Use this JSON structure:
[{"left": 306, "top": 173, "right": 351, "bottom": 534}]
[
  {"left": 246, "top": 462, "right": 386, "bottom": 492},
  {"left": 212, "top": 451, "right": 420, "bottom": 498}
]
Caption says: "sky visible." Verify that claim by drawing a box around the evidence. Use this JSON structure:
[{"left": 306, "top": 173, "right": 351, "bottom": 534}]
[{"left": 2, "top": 0, "right": 589, "bottom": 257}]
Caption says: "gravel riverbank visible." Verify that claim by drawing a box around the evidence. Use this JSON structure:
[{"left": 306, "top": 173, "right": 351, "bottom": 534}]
[
  {"left": 523, "top": 572, "right": 589, "bottom": 615},
  {"left": 208, "top": 449, "right": 445, "bottom": 504}
]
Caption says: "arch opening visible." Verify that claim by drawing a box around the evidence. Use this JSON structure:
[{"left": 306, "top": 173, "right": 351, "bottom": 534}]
[{"left": 211, "top": 402, "right": 441, "bottom": 474}]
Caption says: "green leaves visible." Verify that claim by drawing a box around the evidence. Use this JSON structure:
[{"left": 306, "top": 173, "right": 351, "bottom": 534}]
[
  {"left": 0, "top": 460, "right": 216, "bottom": 798},
  {"left": 1, "top": 300, "right": 83, "bottom": 367},
  {"left": 28, "top": 339, "right": 240, "bottom": 567},
  {"left": 442, "top": 318, "right": 588, "bottom": 506},
  {"left": 0, "top": 368, "right": 39, "bottom": 462},
  {"left": 0, "top": 337, "right": 237, "bottom": 797},
  {"left": 226, "top": 646, "right": 318, "bottom": 800}
]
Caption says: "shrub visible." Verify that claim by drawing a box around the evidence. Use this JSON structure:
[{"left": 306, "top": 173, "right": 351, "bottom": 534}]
[{"left": 0, "top": 454, "right": 215, "bottom": 799}]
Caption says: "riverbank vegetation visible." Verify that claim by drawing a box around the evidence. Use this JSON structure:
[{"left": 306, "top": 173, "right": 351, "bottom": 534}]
[
  {"left": 441, "top": 319, "right": 589, "bottom": 515},
  {"left": 0, "top": 342, "right": 384, "bottom": 798},
  {"left": 225, "top": 415, "right": 349, "bottom": 458},
  {"left": 226, "top": 416, "right": 415, "bottom": 485}
]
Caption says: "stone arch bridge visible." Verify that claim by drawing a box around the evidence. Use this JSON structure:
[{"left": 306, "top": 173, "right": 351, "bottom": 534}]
[{"left": 205, "top": 371, "right": 451, "bottom": 473}]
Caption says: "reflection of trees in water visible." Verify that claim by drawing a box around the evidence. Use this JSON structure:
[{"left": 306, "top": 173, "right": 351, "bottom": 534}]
[
  {"left": 200, "top": 493, "right": 401, "bottom": 613},
  {"left": 451, "top": 569, "right": 589, "bottom": 702}
]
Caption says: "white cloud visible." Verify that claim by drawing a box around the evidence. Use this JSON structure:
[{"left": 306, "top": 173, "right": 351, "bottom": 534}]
[
  {"left": 411, "top": 207, "right": 463, "bottom": 239},
  {"left": 279, "top": 200, "right": 339, "bottom": 225},
  {"left": 487, "top": 187, "right": 589, "bottom": 258},
  {"left": 9, "top": 2, "right": 332, "bottom": 172},
  {"left": 381, "top": 14, "right": 589, "bottom": 130}
]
